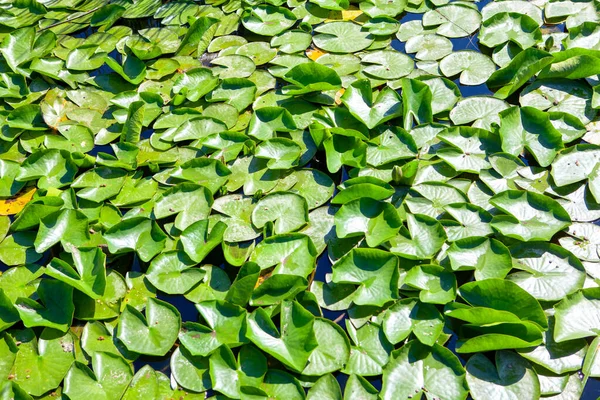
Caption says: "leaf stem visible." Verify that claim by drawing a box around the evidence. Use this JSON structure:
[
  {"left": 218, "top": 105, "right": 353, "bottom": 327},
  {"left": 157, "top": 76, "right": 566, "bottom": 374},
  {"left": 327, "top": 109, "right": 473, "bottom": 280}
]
[{"left": 39, "top": 2, "right": 107, "bottom": 31}]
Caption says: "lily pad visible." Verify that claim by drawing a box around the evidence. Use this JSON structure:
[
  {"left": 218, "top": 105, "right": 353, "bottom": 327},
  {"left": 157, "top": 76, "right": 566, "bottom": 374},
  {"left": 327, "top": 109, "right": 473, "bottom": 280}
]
[
  {"left": 335, "top": 197, "right": 402, "bottom": 247},
  {"left": 440, "top": 51, "right": 496, "bottom": 86},
  {"left": 332, "top": 248, "right": 399, "bottom": 307},
  {"left": 252, "top": 192, "right": 309, "bottom": 234},
  {"left": 246, "top": 300, "right": 317, "bottom": 372},
  {"left": 423, "top": 4, "right": 481, "bottom": 38},
  {"left": 341, "top": 79, "right": 402, "bottom": 129},
  {"left": 117, "top": 298, "right": 181, "bottom": 356},
  {"left": 242, "top": 5, "right": 297, "bottom": 36},
  {"left": 381, "top": 341, "right": 469, "bottom": 400},
  {"left": 313, "top": 22, "right": 374, "bottom": 53},
  {"left": 508, "top": 242, "right": 586, "bottom": 301},
  {"left": 466, "top": 351, "right": 540, "bottom": 400},
  {"left": 490, "top": 190, "right": 571, "bottom": 242},
  {"left": 64, "top": 352, "right": 133, "bottom": 400},
  {"left": 9, "top": 328, "right": 75, "bottom": 396}
]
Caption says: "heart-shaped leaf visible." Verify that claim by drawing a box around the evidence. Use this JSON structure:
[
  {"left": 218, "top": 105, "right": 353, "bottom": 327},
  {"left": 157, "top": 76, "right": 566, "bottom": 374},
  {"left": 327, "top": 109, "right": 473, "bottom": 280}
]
[
  {"left": 46, "top": 247, "right": 106, "bottom": 300},
  {"left": 117, "top": 298, "right": 181, "bottom": 356},
  {"left": 246, "top": 300, "right": 317, "bottom": 372},
  {"left": 386, "top": 213, "right": 447, "bottom": 260},
  {"left": 332, "top": 248, "right": 399, "bottom": 307},
  {"left": 104, "top": 217, "right": 167, "bottom": 262},
  {"left": 490, "top": 190, "right": 571, "bottom": 241},
  {"left": 508, "top": 242, "right": 586, "bottom": 301},
  {"left": 382, "top": 298, "right": 444, "bottom": 346},
  {"left": 381, "top": 340, "right": 469, "bottom": 400},
  {"left": 313, "top": 22, "right": 374, "bottom": 53},
  {"left": 554, "top": 288, "right": 600, "bottom": 342},
  {"left": 498, "top": 106, "right": 563, "bottom": 167},
  {"left": 250, "top": 233, "right": 317, "bottom": 278},
  {"left": 146, "top": 251, "right": 203, "bottom": 295},
  {"left": 341, "top": 79, "right": 402, "bottom": 129},
  {"left": 15, "top": 279, "right": 73, "bottom": 332},
  {"left": 252, "top": 192, "right": 309, "bottom": 234},
  {"left": 335, "top": 198, "right": 402, "bottom": 247},
  {"left": 466, "top": 351, "right": 540, "bottom": 400},
  {"left": 9, "top": 328, "right": 75, "bottom": 396},
  {"left": 64, "top": 352, "right": 133, "bottom": 400},
  {"left": 179, "top": 300, "right": 247, "bottom": 357}
]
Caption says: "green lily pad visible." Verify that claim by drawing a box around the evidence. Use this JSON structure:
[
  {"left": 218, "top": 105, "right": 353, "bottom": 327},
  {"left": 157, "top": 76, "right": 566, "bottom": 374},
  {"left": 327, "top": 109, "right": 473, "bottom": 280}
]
[
  {"left": 117, "top": 298, "right": 181, "bottom": 356},
  {"left": 341, "top": 79, "right": 402, "bottom": 130},
  {"left": 450, "top": 96, "right": 509, "bottom": 130},
  {"left": 172, "top": 68, "right": 218, "bottom": 102},
  {"left": 361, "top": 50, "right": 413, "bottom": 80},
  {"left": 282, "top": 62, "right": 342, "bottom": 95},
  {"left": 302, "top": 318, "right": 350, "bottom": 376},
  {"left": 259, "top": 370, "right": 305, "bottom": 399},
  {"left": 447, "top": 237, "right": 512, "bottom": 280},
  {"left": 248, "top": 106, "right": 297, "bottom": 140},
  {"left": 490, "top": 190, "right": 571, "bottom": 242},
  {"left": 246, "top": 300, "right": 318, "bottom": 372},
  {"left": 154, "top": 183, "right": 213, "bottom": 231},
  {"left": 381, "top": 341, "right": 469, "bottom": 400},
  {"left": 146, "top": 251, "right": 203, "bottom": 295},
  {"left": 335, "top": 197, "right": 402, "bottom": 247},
  {"left": 442, "top": 203, "right": 494, "bottom": 241},
  {"left": 423, "top": 4, "right": 481, "bottom": 38},
  {"left": 343, "top": 321, "right": 392, "bottom": 376},
  {"left": 64, "top": 352, "right": 133, "bottom": 400},
  {"left": 250, "top": 233, "right": 317, "bottom": 277},
  {"left": 255, "top": 138, "right": 302, "bottom": 170},
  {"left": 0, "top": 233, "right": 42, "bottom": 267},
  {"left": 209, "top": 344, "right": 267, "bottom": 398},
  {"left": 508, "top": 242, "right": 586, "bottom": 301},
  {"left": 206, "top": 78, "right": 257, "bottom": 112},
  {"left": 554, "top": 288, "right": 600, "bottom": 342},
  {"left": 520, "top": 78, "right": 596, "bottom": 125},
  {"left": 104, "top": 217, "right": 167, "bottom": 262},
  {"left": 211, "top": 194, "right": 260, "bottom": 242},
  {"left": 459, "top": 279, "right": 548, "bottom": 330},
  {"left": 313, "top": 22, "right": 374, "bottom": 53},
  {"left": 73, "top": 269, "right": 127, "bottom": 321},
  {"left": 46, "top": 247, "right": 106, "bottom": 300},
  {"left": 7, "top": 104, "right": 47, "bottom": 131},
  {"left": 242, "top": 5, "right": 297, "bottom": 36},
  {"left": 487, "top": 48, "right": 554, "bottom": 99},
  {"left": 122, "top": 365, "right": 159, "bottom": 400},
  {"left": 382, "top": 298, "right": 444, "bottom": 346},
  {"left": 80, "top": 321, "right": 137, "bottom": 363},
  {"left": 518, "top": 316, "right": 587, "bottom": 376},
  {"left": 179, "top": 300, "right": 247, "bottom": 358},
  {"left": 169, "top": 347, "right": 211, "bottom": 393},
  {"left": 9, "top": 328, "right": 75, "bottom": 397},
  {"left": 386, "top": 213, "right": 446, "bottom": 260},
  {"left": 332, "top": 248, "right": 399, "bottom": 307},
  {"left": 440, "top": 51, "right": 496, "bottom": 86},
  {"left": 404, "top": 264, "right": 457, "bottom": 304},
  {"left": 252, "top": 192, "right": 309, "bottom": 234},
  {"left": 17, "top": 149, "right": 78, "bottom": 190},
  {"left": 466, "top": 351, "right": 540, "bottom": 400},
  {"left": 15, "top": 279, "right": 74, "bottom": 332},
  {"left": 344, "top": 374, "right": 379, "bottom": 400},
  {"left": 405, "top": 34, "right": 453, "bottom": 61},
  {"left": 479, "top": 12, "right": 542, "bottom": 49},
  {"left": 271, "top": 30, "right": 312, "bottom": 54}
]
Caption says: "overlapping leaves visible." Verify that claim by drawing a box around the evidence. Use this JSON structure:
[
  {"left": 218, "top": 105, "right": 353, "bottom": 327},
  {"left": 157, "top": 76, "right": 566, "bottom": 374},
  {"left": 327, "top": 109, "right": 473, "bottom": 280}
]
[{"left": 0, "top": 0, "right": 599, "bottom": 398}]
